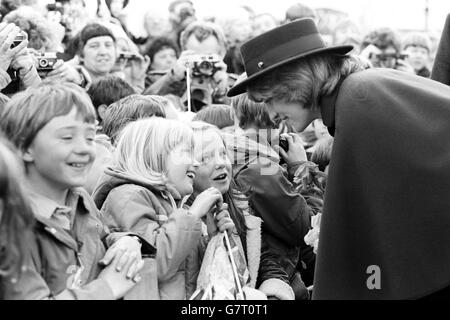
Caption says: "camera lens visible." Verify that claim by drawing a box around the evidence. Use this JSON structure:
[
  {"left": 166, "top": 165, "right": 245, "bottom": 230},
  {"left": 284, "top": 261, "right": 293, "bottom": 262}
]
[{"left": 39, "top": 59, "right": 49, "bottom": 68}]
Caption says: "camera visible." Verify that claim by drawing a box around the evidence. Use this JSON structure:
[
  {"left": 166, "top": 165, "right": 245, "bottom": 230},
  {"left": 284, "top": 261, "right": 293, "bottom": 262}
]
[
  {"left": 117, "top": 52, "right": 140, "bottom": 61},
  {"left": 34, "top": 52, "right": 58, "bottom": 75},
  {"left": 279, "top": 136, "right": 289, "bottom": 153},
  {"left": 190, "top": 54, "right": 221, "bottom": 78},
  {"left": 11, "top": 34, "right": 26, "bottom": 49}
]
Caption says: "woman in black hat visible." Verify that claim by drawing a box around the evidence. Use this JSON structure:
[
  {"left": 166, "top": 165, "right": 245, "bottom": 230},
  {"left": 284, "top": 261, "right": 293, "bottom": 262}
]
[{"left": 227, "top": 18, "right": 450, "bottom": 300}]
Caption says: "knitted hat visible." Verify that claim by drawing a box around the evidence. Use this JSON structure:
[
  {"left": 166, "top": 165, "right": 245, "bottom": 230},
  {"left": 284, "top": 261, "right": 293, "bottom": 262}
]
[
  {"left": 79, "top": 23, "right": 116, "bottom": 50},
  {"left": 402, "top": 32, "right": 432, "bottom": 52}
]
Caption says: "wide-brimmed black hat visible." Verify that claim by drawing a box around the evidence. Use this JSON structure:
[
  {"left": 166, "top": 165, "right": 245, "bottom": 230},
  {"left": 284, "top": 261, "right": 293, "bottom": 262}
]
[{"left": 227, "top": 18, "right": 353, "bottom": 97}]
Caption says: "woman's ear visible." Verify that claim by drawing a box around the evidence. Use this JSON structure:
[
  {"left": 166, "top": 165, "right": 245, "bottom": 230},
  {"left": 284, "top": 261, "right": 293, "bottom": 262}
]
[
  {"left": 21, "top": 148, "right": 34, "bottom": 163},
  {"left": 97, "top": 104, "right": 107, "bottom": 121}
]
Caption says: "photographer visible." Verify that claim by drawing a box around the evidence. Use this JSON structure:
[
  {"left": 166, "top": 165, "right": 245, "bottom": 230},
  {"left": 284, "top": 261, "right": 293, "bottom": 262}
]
[
  {"left": 144, "top": 21, "right": 236, "bottom": 112},
  {"left": 224, "top": 92, "right": 321, "bottom": 300},
  {"left": 360, "top": 28, "right": 414, "bottom": 73},
  {"left": 0, "top": 22, "right": 41, "bottom": 97}
]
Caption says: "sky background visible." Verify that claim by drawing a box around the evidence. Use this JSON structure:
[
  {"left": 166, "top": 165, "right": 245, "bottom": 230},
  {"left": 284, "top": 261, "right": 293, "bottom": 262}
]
[{"left": 120, "top": 0, "right": 449, "bottom": 36}]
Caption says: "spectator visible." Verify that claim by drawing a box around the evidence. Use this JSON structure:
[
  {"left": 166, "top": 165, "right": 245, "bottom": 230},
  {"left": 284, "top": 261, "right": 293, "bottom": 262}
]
[
  {"left": 102, "top": 94, "right": 166, "bottom": 144},
  {"left": 192, "top": 104, "right": 234, "bottom": 129},
  {"left": 360, "top": 27, "right": 414, "bottom": 73},
  {"left": 0, "top": 82, "right": 153, "bottom": 299},
  {"left": 75, "top": 23, "right": 149, "bottom": 92},
  {"left": 168, "top": 0, "right": 197, "bottom": 43},
  {"left": 93, "top": 117, "right": 232, "bottom": 299},
  {"left": 186, "top": 121, "right": 295, "bottom": 300},
  {"left": 4, "top": 6, "right": 65, "bottom": 52},
  {"left": 77, "top": 23, "right": 117, "bottom": 83},
  {"left": 402, "top": 32, "right": 432, "bottom": 78},
  {"left": 284, "top": 3, "right": 317, "bottom": 23},
  {"left": 87, "top": 75, "right": 136, "bottom": 124},
  {"left": 143, "top": 8, "right": 174, "bottom": 50},
  {"left": 84, "top": 135, "right": 114, "bottom": 195},
  {"left": 332, "top": 19, "right": 362, "bottom": 52},
  {"left": 0, "top": 135, "right": 34, "bottom": 299},
  {"left": 310, "top": 135, "right": 333, "bottom": 173},
  {"left": 252, "top": 13, "right": 278, "bottom": 38},
  {"left": 144, "top": 21, "right": 236, "bottom": 112},
  {"left": 0, "top": 22, "right": 41, "bottom": 96},
  {"left": 217, "top": 7, "right": 253, "bottom": 75},
  {"left": 227, "top": 93, "right": 322, "bottom": 300},
  {"left": 144, "top": 36, "right": 179, "bottom": 88}
]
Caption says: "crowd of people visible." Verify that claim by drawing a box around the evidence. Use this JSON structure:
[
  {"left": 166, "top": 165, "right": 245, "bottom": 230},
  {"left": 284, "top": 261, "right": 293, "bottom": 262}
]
[{"left": 0, "top": 0, "right": 449, "bottom": 300}]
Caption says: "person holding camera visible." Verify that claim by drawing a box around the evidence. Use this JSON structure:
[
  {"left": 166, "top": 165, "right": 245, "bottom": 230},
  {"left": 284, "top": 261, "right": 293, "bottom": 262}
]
[
  {"left": 0, "top": 22, "right": 41, "bottom": 98},
  {"left": 144, "top": 21, "right": 236, "bottom": 112},
  {"left": 360, "top": 28, "right": 415, "bottom": 73},
  {"left": 223, "top": 92, "right": 325, "bottom": 299}
]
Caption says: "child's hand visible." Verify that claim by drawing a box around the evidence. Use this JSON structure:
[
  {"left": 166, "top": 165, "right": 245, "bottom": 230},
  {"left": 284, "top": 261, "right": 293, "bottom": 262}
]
[
  {"left": 206, "top": 203, "right": 236, "bottom": 237},
  {"left": 274, "top": 133, "right": 307, "bottom": 165},
  {"left": 190, "top": 187, "right": 223, "bottom": 220},
  {"left": 100, "top": 236, "right": 142, "bottom": 272},
  {"left": 98, "top": 252, "right": 145, "bottom": 299}
]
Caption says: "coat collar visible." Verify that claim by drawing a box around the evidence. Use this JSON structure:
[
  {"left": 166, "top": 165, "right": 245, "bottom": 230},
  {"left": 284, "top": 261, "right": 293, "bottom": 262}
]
[{"left": 318, "top": 76, "right": 347, "bottom": 137}]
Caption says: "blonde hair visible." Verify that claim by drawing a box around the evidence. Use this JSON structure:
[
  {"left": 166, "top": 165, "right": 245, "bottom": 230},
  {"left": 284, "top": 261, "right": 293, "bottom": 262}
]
[
  {"left": 248, "top": 53, "right": 370, "bottom": 110},
  {"left": 113, "top": 118, "right": 194, "bottom": 190}
]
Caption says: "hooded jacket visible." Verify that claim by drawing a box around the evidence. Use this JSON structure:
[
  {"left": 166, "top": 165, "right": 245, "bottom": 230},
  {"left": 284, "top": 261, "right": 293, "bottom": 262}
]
[
  {"left": 1, "top": 187, "right": 155, "bottom": 300},
  {"left": 93, "top": 168, "right": 203, "bottom": 300},
  {"left": 223, "top": 132, "right": 316, "bottom": 299}
]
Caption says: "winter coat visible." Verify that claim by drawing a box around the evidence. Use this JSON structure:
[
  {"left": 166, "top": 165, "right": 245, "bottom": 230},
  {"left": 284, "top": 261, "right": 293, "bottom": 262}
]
[
  {"left": 313, "top": 68, "right": 450, "bottom": 299},
  {"left": 431, "top": 14, "right": 450, "bottom": 85},
  {"left": 92, "top": 169, "right": 203, "bottom": 300},
  {"left": 184, "top": 197, "right": 294, "bottom": 300},
  {"left": 223, "top": 133, "right": 317, "bottom": 299},
  {"left": 1, "top": 187, "right": 155, "bottom": 300}
]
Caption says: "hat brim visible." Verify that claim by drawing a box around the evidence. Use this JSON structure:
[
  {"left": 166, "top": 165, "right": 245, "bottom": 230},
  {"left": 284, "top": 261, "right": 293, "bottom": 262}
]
[{"left": 227, "top": 45, "right": 354, "bottom": 97}]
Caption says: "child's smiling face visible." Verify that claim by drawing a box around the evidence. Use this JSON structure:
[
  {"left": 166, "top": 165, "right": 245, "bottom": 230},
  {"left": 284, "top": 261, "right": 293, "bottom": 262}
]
[
  {"left": 24, "top": 107, "right": 96, "bottom": 191},
  {"left": 165, "top": 142, "right": 197, "bottom": 197}
]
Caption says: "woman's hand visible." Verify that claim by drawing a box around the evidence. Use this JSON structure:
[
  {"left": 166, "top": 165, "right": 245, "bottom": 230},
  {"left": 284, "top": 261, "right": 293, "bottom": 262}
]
[
  {"left": 11, "top": 48, "right": 35, "bottom": 76},
  {"left": 206, "top": 203, "right": 236, "bottom": 237},
  {"left": 274, "top": 133, "right": 308, "bottom": 165},
  {"left": 0, "top": 23, "right": 29, "bottom": 72},
  {"left": 45, "top": 60, "right": 84, "bottom": 84},
  {"left": 190, "top": 187, "right": 223, "bottom": 220},
  {"left": 121, "top": 54, "right": 150, "bottom": 81}
]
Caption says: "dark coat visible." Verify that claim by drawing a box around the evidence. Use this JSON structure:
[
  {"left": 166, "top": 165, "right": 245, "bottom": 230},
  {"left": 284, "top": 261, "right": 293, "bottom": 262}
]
[
  {"left": 224, "top": 133, "right": 315, "bottom": 299},
  {"left": 93, "top": 169, "right": 204, "bottom": 300},
  {"left": 313, "top": 68, "right": 450, "bottom": 299},
  {"left": 431, "top": 14, "right": 450, "bottom": 85}
]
